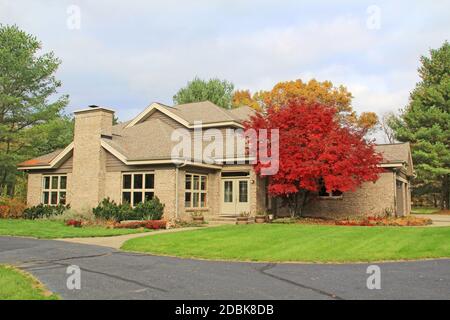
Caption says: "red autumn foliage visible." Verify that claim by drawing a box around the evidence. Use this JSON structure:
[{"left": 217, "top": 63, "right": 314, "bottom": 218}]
[
  {"left": 114, "top": 220, "right": 167, "bottom": 230},
  {"left": 66, "top": 219, "right": 82, "bottom": 227},
  {"left": 244, "top": 99, "right": 383, "bottom": 214}
]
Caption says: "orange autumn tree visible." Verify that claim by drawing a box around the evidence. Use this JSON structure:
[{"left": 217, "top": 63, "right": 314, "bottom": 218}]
[{"left": 232, "top": 79, "right": 378, "bottom": 132}]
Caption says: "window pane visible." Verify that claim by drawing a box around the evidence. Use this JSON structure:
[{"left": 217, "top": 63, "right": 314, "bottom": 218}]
[
  {"left": 200, "top": 176, "right": 206, "bottom": 190},
  {"left": 185, "top": 192, "right": 191, "bottom": 207},
  {"left": 123, "top": 175, "right": 132, "bottom": 189},
  {"left": 133, "top": 192, "right": 143, "bottom": 206},
  {"left": 239, "top": 181, "right": 248, "bottom": 203},
  {"left": 43, "top": 192, "right": 49, "bottom": 204},
  {"left": 60, "top": 176, "right": 67, "bottom": 189},
  {"left": 134, "top": 174, "right": 143, "bottom": 189},
  {"left": 51, "top": 192, "right": 58, "bottom": 205},
  {"left": 193, "top": 175, "right": 200, "bottom": 190},
  {"left": 122, "top": 192, "right": 131, "bottom": 204},
  {"left": 185, "top": 175, "right": 192, "bottom": 189},
  {"left": 43, "top": 177, "right": 50, "bottom": 189},
  {"left": 193, "top": 192, "right": 199, "bottom": 207},
  {"left": 200, "top": 193, "right": 206, "bottom": 207},
  {"left": 145, "top": 174, "right": 154, "bottom": 189},
  {"left": 144, "top": 192, "right": 154, "bottom": 201},
  {"left": 51, "top": 176, "right": 58, "bottom": 189},
  {"left": 318, "top": 184, "right": 328, "bottom": 196},
  {"left": 224, "top": 181, "right": 233, "bottom": 203},
  {"left": 59, "top": 192, "right": 66, "bottom": 205}
]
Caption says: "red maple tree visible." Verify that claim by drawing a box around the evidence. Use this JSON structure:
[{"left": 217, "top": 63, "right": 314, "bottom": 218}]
[{"left": 244, "top": 99, "right": 383, "bottom": 217}]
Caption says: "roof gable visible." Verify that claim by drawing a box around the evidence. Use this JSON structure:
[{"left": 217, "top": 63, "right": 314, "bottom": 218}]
[{"left": 125, "top": 101, "right": 247, "bottom": 129}]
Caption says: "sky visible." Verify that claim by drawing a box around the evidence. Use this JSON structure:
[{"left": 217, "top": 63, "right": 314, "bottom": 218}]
[{"left": 1, "top": 0, "right": 449, "bottom": 140}]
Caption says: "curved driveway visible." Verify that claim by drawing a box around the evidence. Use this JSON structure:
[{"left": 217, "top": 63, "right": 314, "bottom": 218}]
[{"left": 0, "top": 236, "right": 449, "bottom": 300}]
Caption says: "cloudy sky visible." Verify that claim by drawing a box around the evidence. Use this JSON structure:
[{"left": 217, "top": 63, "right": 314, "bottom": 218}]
[{"left": 1, "top": 0, "right": 449, "bottom": 132}]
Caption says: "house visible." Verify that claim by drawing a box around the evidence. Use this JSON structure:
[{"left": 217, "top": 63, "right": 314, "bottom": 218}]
[{"left": 17, "top": 101, "right": 414, "bottom": 220}]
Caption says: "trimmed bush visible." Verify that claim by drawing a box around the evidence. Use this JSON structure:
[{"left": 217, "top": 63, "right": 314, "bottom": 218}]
[
  {"left": 93, "top": 197, "right": 165, "bottom": 222},
  {"left": 133, "top": 197, "right": 164, "bottom": 220},
  {"left": 22, "top": 204, "right": 70, "bottom": 220}
]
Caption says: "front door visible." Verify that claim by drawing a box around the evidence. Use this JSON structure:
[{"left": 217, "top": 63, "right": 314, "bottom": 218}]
[{"left": 221, "top": 178, "right": 250, "bottom": 215}]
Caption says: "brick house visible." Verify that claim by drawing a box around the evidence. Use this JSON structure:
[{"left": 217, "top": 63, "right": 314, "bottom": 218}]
[{"left": 18, "top": 101, "right": 413, "bottom": 220}]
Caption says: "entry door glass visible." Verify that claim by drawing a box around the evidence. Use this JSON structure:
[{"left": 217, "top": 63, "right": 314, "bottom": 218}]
[
  {"left": 238, "top": 181, "right": 248, "bottom": 202},
  {"left": 224, "top": 181, "right": 233, "bottom": 203}
]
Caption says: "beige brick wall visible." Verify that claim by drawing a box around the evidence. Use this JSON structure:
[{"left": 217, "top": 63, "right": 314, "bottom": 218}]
[
  {"left": 154, "top": 168, "right": 176, "bottom": 219},
  {"left": 301, "top": 171, "right": 396, "bottom": 219},
  {"left": 104, "top": 171, "right": 122, "bottom": 203},
  {"left": 26, "top": 173, "right": 42, "bottom": 207}
]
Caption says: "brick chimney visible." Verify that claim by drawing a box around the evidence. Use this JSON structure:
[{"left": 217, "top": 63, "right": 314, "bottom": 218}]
[{"left": 71, "top": 106, "right": 114, "bottom": 211}]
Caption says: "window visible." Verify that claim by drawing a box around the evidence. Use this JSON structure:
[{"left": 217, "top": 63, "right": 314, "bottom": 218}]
[
  {"left": 185, "top": 173, "right": 207, "bottom": 208},
  {"left": 238, "top": 181, "right": 248, "bottom": 202},
  {"left": 122, "top": 173, "right": 154, "bottom": 206},
  {"left": 42, "top": 175, "right": 67, "bottom": 205},
  {"left": 318, "top": 183, "right": 342, "bottom": 198}
]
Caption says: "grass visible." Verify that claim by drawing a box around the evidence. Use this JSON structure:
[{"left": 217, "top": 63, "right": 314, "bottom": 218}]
[
  {"left": 0, "top": 219, "right": 147, "bottom": 239},
  {"left": 122, "top": 224, "right": 450, "bottom": 263},
  {"left": 0, "top": 265, "right": 59, "bottom": 300},
  {"left": 411, "top": 207, "right": 441, "bottom": 214}
]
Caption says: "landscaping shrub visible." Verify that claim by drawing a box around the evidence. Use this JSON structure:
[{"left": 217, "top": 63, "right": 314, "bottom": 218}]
[
  {"left": 144, "top": 220, "right": 166, "bottom": 230},
  {"left": 45, "top": 208, "right": 95, "bottom": 223},
  {"left": 114, "top": 221, "right": 147, "bottom": 229},
  {"left": 65, "top": 219, "right": 82, "bottom": 227},
  {"left": 133, "top": 197, "right": 165, "bottom": 220},
  {"left": 114, "top": 220, "right": 167, "bottom": 230},
  {"left": 0, "top": 197, "right": 26, "bottom": 219},
  {"left": 92, "top": 198, "right": 132, "bottom": 222},
  {"left": 22, "top": 204, "right": 70, "bottom": 220},
  {"left": 93, "top": 197, "right": 165, "bottom": 222}
]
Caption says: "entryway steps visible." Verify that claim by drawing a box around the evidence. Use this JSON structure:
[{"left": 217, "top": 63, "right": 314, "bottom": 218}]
[{"left": 208, "top": 215, "right": 254, "bottom": 225}]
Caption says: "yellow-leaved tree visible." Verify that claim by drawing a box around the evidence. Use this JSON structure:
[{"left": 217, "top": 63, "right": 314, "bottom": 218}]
[{"left": 232, "top": 79, "right": 378, "bottom": 132}]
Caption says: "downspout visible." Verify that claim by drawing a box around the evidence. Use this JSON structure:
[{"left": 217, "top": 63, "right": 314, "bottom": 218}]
[{"left": 175, "top": 160, "right": 188, "bottom": 219}]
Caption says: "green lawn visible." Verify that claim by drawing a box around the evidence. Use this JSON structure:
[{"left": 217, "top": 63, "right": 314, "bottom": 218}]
[
  {"left": 122, "top": 224, "right": 450, "bottom": 262},
  {"left": 411, "top": 207, "right": 441, "bottom": 214},
  {"left": 0, "top": 265, "right": 59, "bottom": 300},
  {"left": 0, "top": 219, "right": 146, "bottom": 239}
]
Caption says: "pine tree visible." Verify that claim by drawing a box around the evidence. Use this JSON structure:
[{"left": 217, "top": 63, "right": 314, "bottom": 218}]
[{"left": 392, "top": 41, "right": 450, "bottom": 209}]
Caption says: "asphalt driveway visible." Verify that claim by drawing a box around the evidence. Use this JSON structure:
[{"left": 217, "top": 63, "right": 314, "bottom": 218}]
[{"left": 0, "top": 236, "right": 449, "bottom": 300}]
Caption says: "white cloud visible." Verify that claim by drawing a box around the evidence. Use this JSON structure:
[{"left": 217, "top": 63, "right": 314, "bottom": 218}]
[{"left": 0, "top": 0, "right": 449, "bottom": 125}]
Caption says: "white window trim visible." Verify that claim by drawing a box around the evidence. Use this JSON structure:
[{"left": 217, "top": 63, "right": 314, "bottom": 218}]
[
  {"left": 185, "top": 173, "right": 208, "bottom": 209},
  {"left": 319, "top": 191, "right": 343, "bottom": 199},
  {"left": 42, "top": 175, "right": 67, "bottom": 205},
  {"left": 121, "top": 172, "right": 155, "bottom": 207}
]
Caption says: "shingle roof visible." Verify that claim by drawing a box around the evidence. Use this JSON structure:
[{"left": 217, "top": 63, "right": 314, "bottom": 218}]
[
  {"left": 375, "top": 142, "right": 411, "bottom": 163},
  {"left": 19, "top": 101, "right": 413, "bottom": 172},
  {"left": 159, "top": 101, "right": 242, "bottom": 125},
  {"left": 375, "top": 142, "right": 413, "bottom": 175},
  {"left": 17, "top": 149, "right": 63, "bottom": 167}
]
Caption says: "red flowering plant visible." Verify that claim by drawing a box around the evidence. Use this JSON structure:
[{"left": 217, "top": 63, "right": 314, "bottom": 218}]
[{"left": 244, "top": 99, "right": 383, "bottom": 217}]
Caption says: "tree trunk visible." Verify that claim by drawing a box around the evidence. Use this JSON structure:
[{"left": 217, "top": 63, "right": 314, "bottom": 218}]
[{"left": 441, "top": 175, "right": 450, "bottom": 210}]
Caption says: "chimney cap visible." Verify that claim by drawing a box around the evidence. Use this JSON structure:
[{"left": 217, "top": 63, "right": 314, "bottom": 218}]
[{"left": 74, "top": 106, "right": 115, "bottom": 115}]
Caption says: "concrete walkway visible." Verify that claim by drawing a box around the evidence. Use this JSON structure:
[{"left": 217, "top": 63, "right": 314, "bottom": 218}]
[
  {"left": 413, "top": 214, "right": 450, "bottom": 227},
  {"left": 55, "top": 227, "right": 202, "bottom": 249}
]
